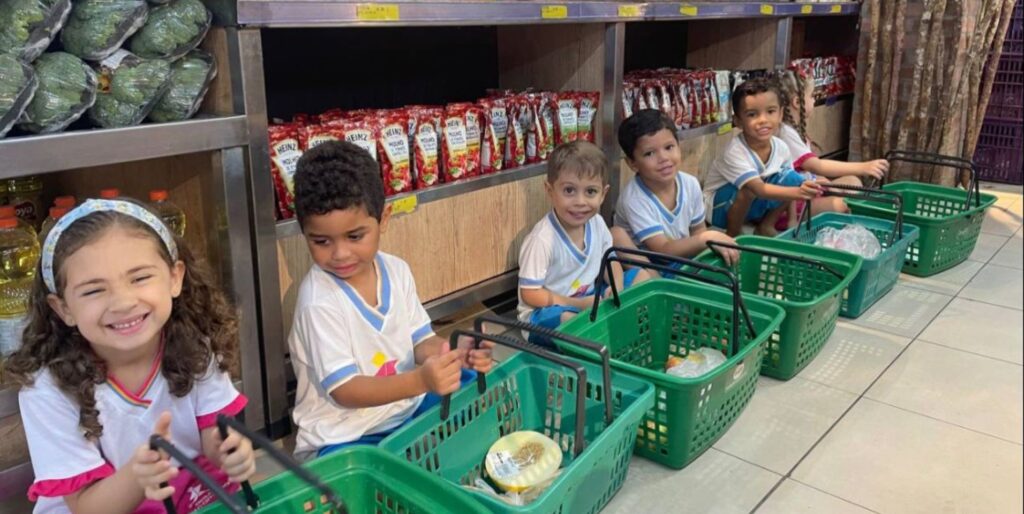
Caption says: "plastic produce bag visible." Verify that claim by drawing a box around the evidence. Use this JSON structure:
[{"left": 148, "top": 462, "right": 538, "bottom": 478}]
[
  {"left": 18, "top": 52, "right": 98, "bottom": 134},
  {"left": 88, "top": 50, "right": 170, "bottom": 128},
  {"left": 665, "top": 348, "right": 727, "bottom": 378},
  {"left": 813, "top": 224, "right": 882, "bottom": 259},
  {"left": 61, "top": 0, "right": 149, "bottom": 61},
  {"left": 0, "top": 54, "right": 38, "bottom": 138},
  {"left": 128, "top": 0, "right": 211, "bottom": 60},
  {"left": 148, "top": 49, "right": 214, "bottom": 122},
  {"left": 0, "top": 0, "right": 72, "bottom": 62}
]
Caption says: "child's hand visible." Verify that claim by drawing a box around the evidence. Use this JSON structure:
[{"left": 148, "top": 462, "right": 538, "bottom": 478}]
[
  {"left": 419, "top": 343, "right": 464, "bottom": 395},
  {"left": 796, "top": 180, "right": 822, "bottom": 200},
  {"left": 216, "top": 426, "right": 256, "bottom": 484},
  {"left": 700, "top": 231, "right": 740, "bottom": 266},
  {"left": 457, "top": 335, "right": 494, "bottom": 373},
  {"left": 860, "top": 159, "right": 889, "bottom": 180},
  {"left": 132, "top": 412, "right": 178, "bottom": 501}
]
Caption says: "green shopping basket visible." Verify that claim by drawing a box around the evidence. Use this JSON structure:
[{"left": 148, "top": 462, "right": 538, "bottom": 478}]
[
  {"left": 778, "top": 183, "right": 920, "bottom": 318},
  {"left": 847, "top": 150, "right": 997, "bottom": 277},
  {"left": 691, "top": 236, "right": 862, "bottom": 380},
  {"left": 193, "top": 416, "right": 489, "bottom": 514},
  {"left": 557, "top": 247, "right": 786, "bottom": 469},
  {"left": 379, "top": 326, "right": 655, "bottom": 514}
]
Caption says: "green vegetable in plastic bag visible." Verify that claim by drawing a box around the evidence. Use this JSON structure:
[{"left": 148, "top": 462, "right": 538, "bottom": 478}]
[
  {"left": 149, "top": 49, "right": 215, "bottom": 122},
  {"left": 0, "top": 54, "right": 38, "bottom": 138},
  {"left": 129, "top": 0, "right": 211, "bottom": 60},
  {"left": 61, "top": 0, "right": 149, "bottom": 61},
  {"left": 0, "top": 0, "right": 72, "bottom": 62},
  {"left": 19, "top": 52, "right": 98, "bottom": 134},
  {"left": 88, "top": 50, "right": 170, "bottom": 128}
]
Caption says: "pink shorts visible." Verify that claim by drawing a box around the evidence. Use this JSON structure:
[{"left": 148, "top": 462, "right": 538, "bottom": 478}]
[
  {"left": 774, "top": 199, "right": 808, "bottom": 231},
  {"left": 134, "top": 456, "right": 239, "bottom": 514}
]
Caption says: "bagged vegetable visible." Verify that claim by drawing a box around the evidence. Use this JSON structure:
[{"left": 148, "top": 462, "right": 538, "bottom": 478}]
[
  {"left": 0, "top": 54, "right": 38, "bottom": 138},
  {"left": 18, "top": 52, "right": 97, "bottom": 134},
  {"left": 88, "top": 50, "right": 171, "bottom": 128},
  {"left": 128, "top": 0, "right": 211, "bottom": 60},
  {"left": 62, "top": 0, "right": 149, "bottom": 61},
  {"left": 148, "top": 49, "right": 215, "bottom": 122},
  {"left": 0, "top": 0, "right": 72, "bottom": 62}
]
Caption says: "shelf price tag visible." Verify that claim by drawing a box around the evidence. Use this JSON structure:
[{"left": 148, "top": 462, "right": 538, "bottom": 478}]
[
  {"left": 356, "top": 4, "right": 400, "bottom": 21},
  {"left": 717, "top": 122, "right": 733, "bottom": 135},
  {"left": 830, "top": 4, "right": 843, "bottom": 13},
  {"left": 679, "top": 3, "right": 699, "bottom": 16},
  {"left": 390, "top": 195, "right": 418, "bottom": 216},
  {"left": 800, "top": 5, "right": 813, "bottom": 14},
  {"left": 760, "top": 4, "right": 774, "bottom": 15},
  {"left": 541, "top": 5, "right": 568, "bottom": 19},
  {"left": 618, "top": 4, "right": 642, "bottom": 17}
]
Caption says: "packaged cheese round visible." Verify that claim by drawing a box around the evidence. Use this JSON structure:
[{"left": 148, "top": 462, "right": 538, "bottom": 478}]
[{"left": 485, "top": 431, "right": 562, "bottom": 493}]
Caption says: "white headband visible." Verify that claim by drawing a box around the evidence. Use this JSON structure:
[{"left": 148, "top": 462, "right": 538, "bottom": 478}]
[{"left": 41, "top": 199, "right": 179, "bottom": 294}]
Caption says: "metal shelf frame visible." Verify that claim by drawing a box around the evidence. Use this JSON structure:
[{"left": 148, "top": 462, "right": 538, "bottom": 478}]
[{"left": 237, "top": 1, "right": 859, "bottom": 27}]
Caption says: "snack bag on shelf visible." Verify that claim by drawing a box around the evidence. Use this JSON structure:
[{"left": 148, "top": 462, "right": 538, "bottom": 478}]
[
  {"left": 715, "top": 70, "right": 732, "bottom": 122},
  {"left": 378, "top": 110, "right": 413, "bottom": 196},
  {"left": 577, "top": 91, "right": 600, "bottom": 143},
  {"left": 268, "top": 123, "right": 302, "bottom": 219},
  {"left": 442, "top": 104, "right": 469, "bottom": 181}
]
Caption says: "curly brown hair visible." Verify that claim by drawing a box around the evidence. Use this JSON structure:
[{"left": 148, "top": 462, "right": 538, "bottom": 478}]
[
  {"left": 776, "top": 69, "right": 813, "bottom": 145},
  {"left": 3, "top": 201, "right": 239, "bottom": 440}
]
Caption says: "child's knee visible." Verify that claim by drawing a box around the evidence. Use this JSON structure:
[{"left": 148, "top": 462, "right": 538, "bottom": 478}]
[{"left": 559, "top": 311, "right": 576, "bottom": 323}]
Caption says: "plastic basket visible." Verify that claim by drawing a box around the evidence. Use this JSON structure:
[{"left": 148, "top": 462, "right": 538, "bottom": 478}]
[
  {"left": 779, "top": 184, "right": 919, "bottom": 318},
  {"left": 690, "top": 236, "right": 862, "bottom": 380},
  {"left": 975, "top": 119, "right": 1024, "bottom": 184},
  {"left": 557, "top": 248, "right": 786, "bottom": 469},
  {"left": 193, "top": 417, "right": 490, "bottom": 514},
  {"left": 1005, "top": 2, "right": 1023, "bottom": 54},
  {"left": 378, "top": 327, "right": 656, "bottom": 514},
  {"left": 848, "top": 150, "right": 997, "bottom": 277}
]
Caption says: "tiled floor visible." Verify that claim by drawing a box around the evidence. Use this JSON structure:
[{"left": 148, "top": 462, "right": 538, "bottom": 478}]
[
  {"left": 602, "top": 185, "right": 1024, "bottom": 513},
  {"left": 243, "top": 186, "right": 1023, "bottom": 514}
]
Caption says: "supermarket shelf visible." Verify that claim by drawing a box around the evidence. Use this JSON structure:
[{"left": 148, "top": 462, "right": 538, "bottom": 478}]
[
  {"left": 678, "top": 119, "right": 735, "bottom": 139},
  {"left": 815, "top": 91, "right": 854, "bottom": 106},
  {"left": 238, "top": 1, "right": 859, "bottom": 27},
  {"left": 275, "top": 161, "right": 549, "bottom": 238},
  {"left": 424, "top": 270, "right": 518, "bottom": 320},
  {"left": 0, "top": 115, "right": 249, "bottom": 178}
]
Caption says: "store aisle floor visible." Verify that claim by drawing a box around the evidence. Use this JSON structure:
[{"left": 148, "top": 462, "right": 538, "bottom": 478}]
[{"left": 604, "top": 184, "right": 1024, "bottom": 514}]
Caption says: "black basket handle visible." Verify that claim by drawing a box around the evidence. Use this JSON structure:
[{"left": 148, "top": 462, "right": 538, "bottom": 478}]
[
  {"left": 215, "top": 415, "right": 347, "bottom": 513},
  {"left": 471, "top": 313, "right": 614, "bottom": 425},
  {"left": 439, "top": 329, "right": 590, "bottom": 457},
  {"left": 149, "top": 436, "right": 246, "bottom": 514},
  {"left": 594, "top": 247, "right": 756, "bottom": 357},
  {"left": 883, "top": 149, "right": 979, "bottom": 209},
  {"left": 705, "top": 240, "right": 845, "bottom": 280},
  {"left": 795, "top": 183, "right": 904, "bottom": 247},
  {"left": 214, "top": 419, "right": 260, "bottom": 511}
]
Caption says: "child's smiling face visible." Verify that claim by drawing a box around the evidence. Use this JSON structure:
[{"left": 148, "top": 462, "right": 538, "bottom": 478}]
[
  {"left": 627, "top": 128, "right": 682, "bottom": 186},
  {"left": 546, "top": 169, "right": 609, "bottom": 230},
  {"left": 303, "top": 205, "right": 387, "bottom": 282},
  {"left": 736, "top": 91, "right": 783, "bottom": 145}
]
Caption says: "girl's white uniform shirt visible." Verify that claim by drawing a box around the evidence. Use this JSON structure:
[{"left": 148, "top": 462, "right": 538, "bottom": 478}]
[
  {"left": 614, "top": 171, "right": 706, "bottom": 245},
  {"left": 20, "top": 358, "right": 246, "bottom": 513},
  {"left": 777, "top": 124, "right": 816, "bottom": 172}
]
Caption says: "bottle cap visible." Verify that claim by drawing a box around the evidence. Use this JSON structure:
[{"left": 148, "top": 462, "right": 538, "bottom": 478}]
[
  {"left": 0, "top": 218, "right": 18, "bottom": 229},
  {"left": 54, "top": 196, "right": 76, "bottom": 208},
  {"left": 0, "top": 206, "right": 15, "bottom": 218},
  {"left": 51, "top": 206, "right": 69, "bottom": 219},
  {"left": 149, "top": 190, "right": 168, "bottom": 202},
  {"left": 100, "top": 188, "right": 121, "bottom": 199}
]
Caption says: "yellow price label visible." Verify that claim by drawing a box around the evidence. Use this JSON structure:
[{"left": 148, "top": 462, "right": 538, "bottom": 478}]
[
  {"left": 830, "top": 4, "right": 842, "bottom": 13},
  {"left": 679, "top": 3, "right": 699, "bottom": 16},
  {"left": 541, "top": 5, "right": 568, "bottom": 18},
  {"left": 717, "top": 122, "right": 734, "bottom": 135},
  {"left": 355, "top": 4, "right": 400, "bottom": 21},
  {"left": 618, "top": 4, "right": 642, "bottom": 17},
  {"left": 390, "top": 195, "right": 418, "bottom": 216},
  {"left": 801, "top": 5, "right": 813, "bottom": 14},
  {"left": 760, "top": 4, "right": 774, "bottom": 15}
]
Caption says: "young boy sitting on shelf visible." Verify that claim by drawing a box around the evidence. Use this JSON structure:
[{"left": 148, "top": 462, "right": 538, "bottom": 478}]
[
  {"left": 287, "top": 141, "right": 493, "bottom": 461},
  {"left": 614, "top": 109, "right": 739, "bottom": 264},
  {"left": 517, "top": 140, "right": 652, "bottom": 345},
  {"left": 704, "top": 77, "right": 821, "bottom": 236}
]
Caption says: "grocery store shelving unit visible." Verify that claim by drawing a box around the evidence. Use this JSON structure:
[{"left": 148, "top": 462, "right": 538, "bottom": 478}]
[{"left": 238, "top": 1, "right": 863, "bottom": 436}]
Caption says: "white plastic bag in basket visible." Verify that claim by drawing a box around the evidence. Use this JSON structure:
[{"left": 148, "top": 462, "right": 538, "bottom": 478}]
[{"left": 814, "top": 224, "right": 881, "bottom": 259}]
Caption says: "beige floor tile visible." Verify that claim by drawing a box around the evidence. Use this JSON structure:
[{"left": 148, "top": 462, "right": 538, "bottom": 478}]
[
  {"left": 866, "top": 341, "right": 1023, "bottom": 443},
  {"left": 981, "top": 205, "right": 1023, "bottom": 237},
  {"left": 960, "top": 264, "right": 1024, "bottom": 310},
  {"left": 989, "top": 233, "right": 1023, "bottom": 270},
  {"left": 900, "top": 259, "right": 985, "bottom": 295},
  {"left": 969, "top": 232, "right": 1011, "bottom": 263},
  {"left": 603, "top": 449, "right": 781, "bottom": 514},
  {"left": 799, "top": 323, "right": 911, "bottom": 394},
  {"left": 1011, "top": 199, "right": 1023, "bottom": 217},
  {"left": 755, "top": 480, "right": 875, "bottom": 514},
  {"left": 848, "top": 285, "right": 952, "bottom": 338},
  {"left": 793, "top": 400, "right": 1024, "bottom": 514},
  {"left": 713, "top": 377, "right": 857, "bottom": 474},
  {"left": 919, "top": 298, "right": 1024, "bottom": 364}
]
